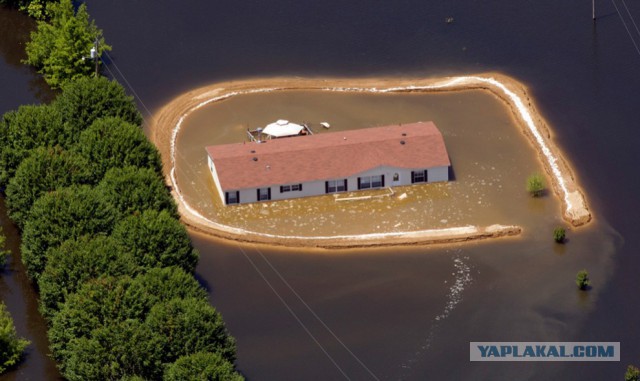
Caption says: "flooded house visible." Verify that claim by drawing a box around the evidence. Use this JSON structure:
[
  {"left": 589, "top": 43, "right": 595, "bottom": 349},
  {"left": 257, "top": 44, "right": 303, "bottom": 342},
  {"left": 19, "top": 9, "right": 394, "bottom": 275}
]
[{"left": 206, "top": 121, "right": 451, "bottom": 205}]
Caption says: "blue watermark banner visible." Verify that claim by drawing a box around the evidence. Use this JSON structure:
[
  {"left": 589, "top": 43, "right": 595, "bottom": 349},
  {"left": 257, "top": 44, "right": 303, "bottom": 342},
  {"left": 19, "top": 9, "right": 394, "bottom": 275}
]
[{"left": 470, "top": 342, "right": 620, "bottom": 361}]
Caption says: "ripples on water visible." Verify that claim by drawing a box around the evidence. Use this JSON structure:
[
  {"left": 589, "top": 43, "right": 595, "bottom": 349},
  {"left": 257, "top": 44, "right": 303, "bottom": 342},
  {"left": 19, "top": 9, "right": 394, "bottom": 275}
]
[{"left": 399, "top": 251, "right": 473, "bottom": 378}]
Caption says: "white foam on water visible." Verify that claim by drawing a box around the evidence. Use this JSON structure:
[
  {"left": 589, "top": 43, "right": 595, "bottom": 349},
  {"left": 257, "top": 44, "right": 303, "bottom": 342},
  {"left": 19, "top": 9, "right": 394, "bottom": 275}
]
[{"left": 398, "top": 254, "right": 473, "bottom": 378}]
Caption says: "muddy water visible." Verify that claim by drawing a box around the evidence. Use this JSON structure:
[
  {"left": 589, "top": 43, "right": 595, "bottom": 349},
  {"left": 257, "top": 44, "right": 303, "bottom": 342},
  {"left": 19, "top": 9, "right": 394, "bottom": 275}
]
[
  {"left": 176, "top": 90, "right": 558, "bottom": 236},
  {"left": 178, "top": 89, "right": 619, "bottom": 379},
  {"left": 196, "top": 221, "right": 618, "bottom": 380}
]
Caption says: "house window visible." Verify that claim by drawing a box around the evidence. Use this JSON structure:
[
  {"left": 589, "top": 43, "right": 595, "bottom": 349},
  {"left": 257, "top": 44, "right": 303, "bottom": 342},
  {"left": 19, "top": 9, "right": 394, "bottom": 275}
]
[
  {"left": 225, "top": 191, "right": 240, "bottom": 205},
  {"left": 358, "top": 175, "right": 385, "bottom": 189},
  {"left": 393, "top": 173, "right": 399, "bottom": 182},
  {"left": 257, "top": 187, "right": 271, "bottom": 201},
  {"left": 280, "top": 184, "right": 303, "bottom": 193},
  {"left": 326, "top": 179, "right": 347, "bottom": 193},
  {"left": 411, "top": 170, "right": 428, "bottom": 184}
]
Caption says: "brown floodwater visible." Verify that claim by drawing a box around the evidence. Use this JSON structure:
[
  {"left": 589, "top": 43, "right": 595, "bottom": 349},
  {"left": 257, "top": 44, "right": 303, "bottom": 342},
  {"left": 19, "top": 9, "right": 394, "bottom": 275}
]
[
  {"left": 177, "top": 89, "right": 619, "bottom": 379},
  {"left": 176, "top": 89, "right": 560, "bottom": 237}
]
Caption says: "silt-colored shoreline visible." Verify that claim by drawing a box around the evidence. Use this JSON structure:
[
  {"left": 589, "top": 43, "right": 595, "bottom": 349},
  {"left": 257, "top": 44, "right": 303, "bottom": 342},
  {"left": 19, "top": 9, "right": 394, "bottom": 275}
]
[{"left": 149, "top": 73, "right": 591, "bottom": 249}]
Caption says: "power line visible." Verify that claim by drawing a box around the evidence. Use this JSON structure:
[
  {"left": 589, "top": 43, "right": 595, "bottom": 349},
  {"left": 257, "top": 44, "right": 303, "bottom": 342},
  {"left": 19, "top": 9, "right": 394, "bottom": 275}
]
[
  {"left": 611, "top": 0, "right": 640, "bottom": 57},
  {"left": 235, "top": 244, "right": 351, "bottom": 380},
  {"left": 101, "top": 50, "right": 155, "bottom": 121},
  {"left": 621, "top": 0, "right": 640, "bottom": 38},
  {"left": 252, "top": 246, "right": 380, "bottom": 380}
]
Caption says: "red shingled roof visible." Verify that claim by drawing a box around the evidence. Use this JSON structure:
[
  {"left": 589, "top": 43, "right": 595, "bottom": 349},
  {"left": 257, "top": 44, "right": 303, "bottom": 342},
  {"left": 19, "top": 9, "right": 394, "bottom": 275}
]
[{"left": 206, "top": 122, "right": 450, "bottom": 190}]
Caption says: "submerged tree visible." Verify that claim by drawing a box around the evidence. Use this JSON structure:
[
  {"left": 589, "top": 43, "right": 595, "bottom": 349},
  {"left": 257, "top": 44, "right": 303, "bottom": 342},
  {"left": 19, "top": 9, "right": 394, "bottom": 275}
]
[
  {"left": 553, "top": 227, "right": 566, "bottom": 243},
  {"left": 526, "top": 173, "right": 545, "bottom": 197},
  {"left": 24, "top": 0, "right": 111, "bottom": 88},
  {"left": 0, "top": 302, "right": 30, "bottom": 374},
  {"left": 576, "top": 270, "right": 590, "bottom": 290},
  {"left": 626, "top": 365, "right": 640, "bottom": 381}
]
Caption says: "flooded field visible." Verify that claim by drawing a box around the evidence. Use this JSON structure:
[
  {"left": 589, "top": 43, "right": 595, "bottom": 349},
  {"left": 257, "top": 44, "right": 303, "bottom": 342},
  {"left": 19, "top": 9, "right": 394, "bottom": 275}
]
[{"left": 175, "top": 89, "right": 560, "bottom": 237}]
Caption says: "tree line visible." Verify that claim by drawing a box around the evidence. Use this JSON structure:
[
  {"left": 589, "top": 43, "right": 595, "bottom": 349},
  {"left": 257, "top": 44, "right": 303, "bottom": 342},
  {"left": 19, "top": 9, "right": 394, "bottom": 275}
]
[{"left": 0, "top": 0, "right": 243, "bottom": 379}]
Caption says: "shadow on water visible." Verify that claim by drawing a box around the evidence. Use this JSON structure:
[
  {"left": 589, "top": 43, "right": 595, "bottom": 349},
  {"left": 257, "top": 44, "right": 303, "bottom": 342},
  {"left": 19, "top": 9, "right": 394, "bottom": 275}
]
[
  {"left": 0, "top": 7, "right": 55, "bottom": 106},
  {"left": 0, "top": 199, "right": 62, "bottom": 381}
]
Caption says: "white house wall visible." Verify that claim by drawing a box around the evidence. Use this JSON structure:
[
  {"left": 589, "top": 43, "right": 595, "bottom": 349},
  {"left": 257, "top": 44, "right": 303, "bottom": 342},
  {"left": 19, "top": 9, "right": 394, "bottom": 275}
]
[
  {"left": 207, "top": 156, "right": 226, "bottom": 203},
  {"left": 215, "top": 163, "right": 450, "bottom": 205}
]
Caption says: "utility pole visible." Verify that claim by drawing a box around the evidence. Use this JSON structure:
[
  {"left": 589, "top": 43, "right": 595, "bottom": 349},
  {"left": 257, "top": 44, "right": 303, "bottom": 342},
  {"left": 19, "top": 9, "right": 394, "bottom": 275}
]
[
  {"left": 593, "top": 0, "right": 596, "bottom": 21},
  {"left": 90, "top": 38, "right": 99, "bottom": 76}
]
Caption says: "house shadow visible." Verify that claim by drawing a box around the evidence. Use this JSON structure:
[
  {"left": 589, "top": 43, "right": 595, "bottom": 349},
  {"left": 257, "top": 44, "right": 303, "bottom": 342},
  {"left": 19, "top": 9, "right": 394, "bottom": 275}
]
[{"left": 448, "top": 161, "right": 457, "bottom": 181}]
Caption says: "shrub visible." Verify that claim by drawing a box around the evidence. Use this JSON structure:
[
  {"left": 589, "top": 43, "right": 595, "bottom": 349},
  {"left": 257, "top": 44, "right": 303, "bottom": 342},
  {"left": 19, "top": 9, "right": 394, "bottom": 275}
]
[
  {"left": 626, "top": 365, "right": 640, "bottom": 381},
  {"left": 0, "top": 302, "right": 30, "bottom": 374},
  {"left": 576, "top": 270, "right": 590, "bottom": 290},
  {"left": 553, "top": 227, "right": 566, "bottom": 243},
  {"left": 526, "top": 173, "right": 545, "bottom": 197}
]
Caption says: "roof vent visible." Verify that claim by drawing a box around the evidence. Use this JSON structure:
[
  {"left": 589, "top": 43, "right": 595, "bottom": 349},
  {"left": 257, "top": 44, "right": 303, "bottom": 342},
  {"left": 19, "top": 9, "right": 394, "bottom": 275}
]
[
  {"left": 402, "top": 133, "right": 407, "bottom": 136},
  {"left": 250, "top": 150, "right": 256, "bottom": 153},
  {"left": 252, "top": 157, "right": 258, "bottom": 161},
  {"left": 400, "top": 140, "right": 406, "bottom": 145}
]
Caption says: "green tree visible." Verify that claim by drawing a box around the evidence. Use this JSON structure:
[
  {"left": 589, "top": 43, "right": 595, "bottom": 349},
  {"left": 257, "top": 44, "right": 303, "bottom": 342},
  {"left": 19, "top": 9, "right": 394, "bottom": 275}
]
[
  {"left": 526, "top": 173, "right": 545, "bottom": 197},
  {"left": 576, "top": 269, "right": 590, "bottom": 290},
  {"left": 0, "top": 302, "right": 30, "bottom": 374},
  {"left": 146, "top": 297, "right": 237, "bottom": 365},
  {"left": 48, "top": 276, "right": 131, "bottom": 364},
  {"left": 49, "top": 268, "right": 205, "bottom": 363},
  {"left": 553, "top": 227, "right": 566, "bottom": 243},
  {"left": 76, "top": 117, "right": 162, "bottom": 179},
  {"left": 120, "top": 267, "right": 207, "bottom": 321},
  {"left": 63, "top": 319, "right": 164, "bottom": 381},
  {"left": 112, "top": 210, "right": 198, "bottom": 274},
  {"left": 53, "top": 77, "right": 142, "bottom": 142},
  {"left": 23, "top": 0, "right": 111, "bottom": 88},
  {"left": 38, "top": 235, "right": 137, "bottom": 321},
  {"left": 96, "top": 166, "right": 175, "bottom": 218},
  {"left": 0, "top": 0, "right": 55, "bottom": 18},
  {"left": 626, "top": 365, "right": 640, "bottom": 381},
  {"left": 5, "top": 146, "right": 94, "bottom": 228},
  {"left": 21, "top": 185, "right": 118, "bottom": 281},
  {"left": 164, "top": 352, "right": 243, "bottom": 381},
  {"left": 0, "top": 104, "right": 64, "bottom": 187}
]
